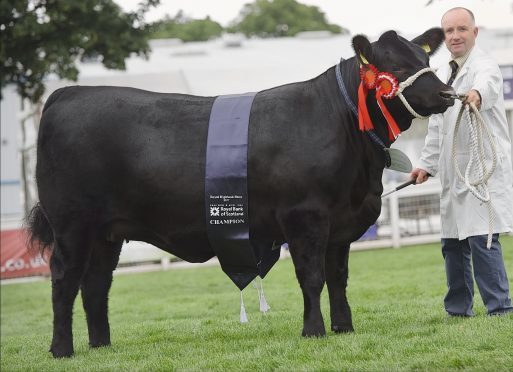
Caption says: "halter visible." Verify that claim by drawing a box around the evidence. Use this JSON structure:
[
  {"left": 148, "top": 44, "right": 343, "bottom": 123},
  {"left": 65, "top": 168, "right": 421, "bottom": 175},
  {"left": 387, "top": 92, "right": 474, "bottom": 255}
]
[
  {"left": 336, "top": 59, "right": 435, "bottom": 142},
  {"left": 396, "top": 67, "right": 435, "bottom": 119}
]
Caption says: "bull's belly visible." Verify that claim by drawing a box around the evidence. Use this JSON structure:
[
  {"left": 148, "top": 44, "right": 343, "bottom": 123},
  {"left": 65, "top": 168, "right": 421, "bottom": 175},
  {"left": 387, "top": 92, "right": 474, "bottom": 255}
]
[
  {"left": 156, "top": 236, "right": 215, "bottom": 263},
  {"left": 106, "top": 207, "right": 287, "bottom": 264},
  {"left": 107, "top": 219, "right": 215, "bottom": 263}
]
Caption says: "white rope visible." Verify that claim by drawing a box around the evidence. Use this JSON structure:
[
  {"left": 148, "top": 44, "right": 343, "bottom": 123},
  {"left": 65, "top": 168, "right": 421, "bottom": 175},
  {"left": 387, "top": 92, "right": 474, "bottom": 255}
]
[
  {"left": 252, "top": 278, "right": 271, "bottom": 313},
  {"left": 240, "top": 291, "right": 248, "bottom": 323},
  {"left": 397, "top": 67, "right": 434, "bottom": 94},
  {"left": 397, "top": 93, "right": 430, "bottom": 119},
  {"left": 258, "top": 278, "right": 270, "bottom": 313},
  {"left": 451, "top": 101, "right": 497, "bottom": 248},
  {"left": 396, "top": 67, "right": 435, "bottom": 119}
]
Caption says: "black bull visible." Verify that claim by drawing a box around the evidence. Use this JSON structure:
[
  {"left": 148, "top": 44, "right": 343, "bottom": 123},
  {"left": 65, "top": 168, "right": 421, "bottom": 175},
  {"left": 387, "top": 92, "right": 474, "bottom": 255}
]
[{"left": 28, "top": 28, "right": 455, "bottom": 358}]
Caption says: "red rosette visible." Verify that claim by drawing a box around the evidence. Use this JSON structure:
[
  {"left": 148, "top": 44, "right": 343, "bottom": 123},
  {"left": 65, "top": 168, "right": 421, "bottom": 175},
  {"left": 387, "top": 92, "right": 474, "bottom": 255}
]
[
  {"left": 376, "top": 72, "right": 399, "bottom": 99},
  {"left": 360, "top": 64, "right": 379, "bottom": 89}
]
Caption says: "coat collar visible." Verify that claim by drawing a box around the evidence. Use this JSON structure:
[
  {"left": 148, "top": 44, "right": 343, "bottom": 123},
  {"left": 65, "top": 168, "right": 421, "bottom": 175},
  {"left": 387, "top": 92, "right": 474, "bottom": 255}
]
[
  {"left": 453, "top": 48, "right": 472, "bottom": 70},
  {"left": 450, "top": 46, "right": 482, "bottom": 86}
]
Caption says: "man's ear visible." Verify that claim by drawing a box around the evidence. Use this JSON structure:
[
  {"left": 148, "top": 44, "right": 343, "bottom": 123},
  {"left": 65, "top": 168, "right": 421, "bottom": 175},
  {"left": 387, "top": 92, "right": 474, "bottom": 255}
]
[
  {"left": 352, "top": 34, "right": 373, "bottom": 65},
  {"left": 411, "top": 27, "right": 445, "bottom": 56}
]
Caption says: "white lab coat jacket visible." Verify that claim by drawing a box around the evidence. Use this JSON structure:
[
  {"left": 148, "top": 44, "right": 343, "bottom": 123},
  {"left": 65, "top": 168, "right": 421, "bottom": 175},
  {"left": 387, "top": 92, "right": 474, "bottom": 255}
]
[{"left": 418, "top": 46, "right": 513, "bottom": 239}]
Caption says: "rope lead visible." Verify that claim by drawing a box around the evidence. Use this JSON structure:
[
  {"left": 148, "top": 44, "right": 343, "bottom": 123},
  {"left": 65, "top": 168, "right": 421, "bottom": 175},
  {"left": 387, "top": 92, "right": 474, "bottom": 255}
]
[{"left": 452, "top": 101, "right": 497, "bottom": 248}]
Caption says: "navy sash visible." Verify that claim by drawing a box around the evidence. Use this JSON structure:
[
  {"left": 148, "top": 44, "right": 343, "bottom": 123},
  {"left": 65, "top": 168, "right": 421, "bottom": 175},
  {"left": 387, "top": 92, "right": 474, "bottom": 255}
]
[{"left": 205, "top": 93, "right": 279, "bottom": 290}]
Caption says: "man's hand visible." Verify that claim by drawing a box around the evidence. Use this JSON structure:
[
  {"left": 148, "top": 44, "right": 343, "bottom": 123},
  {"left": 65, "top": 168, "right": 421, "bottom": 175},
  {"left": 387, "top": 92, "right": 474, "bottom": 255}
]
[
  {"left": 463, "top": 89, "right": 481, "bottom": 110},
  {"left": 410, "top": 168, "right": 430, "bottom": 184}
]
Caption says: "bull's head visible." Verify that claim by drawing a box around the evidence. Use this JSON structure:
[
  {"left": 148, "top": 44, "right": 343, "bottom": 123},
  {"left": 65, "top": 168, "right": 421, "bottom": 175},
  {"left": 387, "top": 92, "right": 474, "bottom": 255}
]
[{"left": 352, "top": 28, "right": 455, "bottom": 133}]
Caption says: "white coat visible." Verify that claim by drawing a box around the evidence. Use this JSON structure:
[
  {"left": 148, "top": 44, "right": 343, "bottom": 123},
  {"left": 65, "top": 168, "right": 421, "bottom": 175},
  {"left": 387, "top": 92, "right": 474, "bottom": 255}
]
[{"left": 418, "top": 46, "right": 513, "bottom": 239}]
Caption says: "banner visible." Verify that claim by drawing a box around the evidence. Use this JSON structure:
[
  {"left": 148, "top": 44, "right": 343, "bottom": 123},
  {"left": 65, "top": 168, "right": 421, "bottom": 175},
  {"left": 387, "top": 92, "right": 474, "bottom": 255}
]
[{"left": 1, "top": 229, "right": 50, "bottom": 280}]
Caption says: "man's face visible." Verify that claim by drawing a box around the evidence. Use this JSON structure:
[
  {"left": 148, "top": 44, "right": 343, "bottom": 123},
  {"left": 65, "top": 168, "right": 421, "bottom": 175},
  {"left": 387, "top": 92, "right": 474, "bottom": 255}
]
[{"left": 441, "top": 9, "right": 478, "bottom": 58}]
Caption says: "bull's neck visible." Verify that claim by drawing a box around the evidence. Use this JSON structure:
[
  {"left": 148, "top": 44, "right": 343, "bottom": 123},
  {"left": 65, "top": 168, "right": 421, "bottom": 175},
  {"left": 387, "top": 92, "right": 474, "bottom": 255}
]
[
  {"left": 298, "top": 63, "right": 386, "bottom": 199},
  {"left": 307, "top": 62, "right": 385, "bottom": 199},
  {"left": 319, "top": 58, "right": 386, "bottom": 173}
]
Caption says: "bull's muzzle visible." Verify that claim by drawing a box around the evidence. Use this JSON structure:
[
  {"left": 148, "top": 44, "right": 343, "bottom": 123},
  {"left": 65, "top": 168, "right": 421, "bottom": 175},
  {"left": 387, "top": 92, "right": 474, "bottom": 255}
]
[{"left": 439, "top": 88, "right": 458, "bottom": 107}]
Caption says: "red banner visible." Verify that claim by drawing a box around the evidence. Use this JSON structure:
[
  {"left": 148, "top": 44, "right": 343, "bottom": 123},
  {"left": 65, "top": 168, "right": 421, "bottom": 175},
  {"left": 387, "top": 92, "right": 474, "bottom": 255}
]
[{"left": 1, "top": 229, "right": 50, "bottom": 279}]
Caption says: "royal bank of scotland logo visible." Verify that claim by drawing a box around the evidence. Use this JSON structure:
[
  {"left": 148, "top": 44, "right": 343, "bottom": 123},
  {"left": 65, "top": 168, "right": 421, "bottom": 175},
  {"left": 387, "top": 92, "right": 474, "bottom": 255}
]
[{"left": 210, "top": 206, "right": 220, "bottom": 216}]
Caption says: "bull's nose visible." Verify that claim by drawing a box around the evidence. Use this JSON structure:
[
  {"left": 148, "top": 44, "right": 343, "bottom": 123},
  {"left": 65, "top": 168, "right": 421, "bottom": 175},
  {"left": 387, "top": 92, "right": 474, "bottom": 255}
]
[
  {"left": 439, "top": 87, "right": 456, "bottom": 99},
  {"left": 438, "top": 87, "right": 457, "bottom": 107}
]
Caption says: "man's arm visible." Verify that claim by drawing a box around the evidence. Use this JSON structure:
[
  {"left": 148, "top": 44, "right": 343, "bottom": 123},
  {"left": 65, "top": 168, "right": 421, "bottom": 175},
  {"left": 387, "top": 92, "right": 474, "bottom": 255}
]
[
  {"left": 411, "top": 168, "right": 430, "bottom": 184},
  {"left": 468, "top": 57, "right": 502, "bottom": 111},
  {"left": 463, "top": 89, "right": 482, "bottom": 110},
  {"left": 412, "top": 114, "right": 442, "bottom": 183}
]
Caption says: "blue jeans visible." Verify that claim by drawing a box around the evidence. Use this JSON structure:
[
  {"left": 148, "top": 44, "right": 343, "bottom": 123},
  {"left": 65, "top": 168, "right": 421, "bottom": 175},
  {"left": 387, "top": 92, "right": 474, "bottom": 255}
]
[{"left": 441, "top": 234, "right": 513, "bottom": 316}]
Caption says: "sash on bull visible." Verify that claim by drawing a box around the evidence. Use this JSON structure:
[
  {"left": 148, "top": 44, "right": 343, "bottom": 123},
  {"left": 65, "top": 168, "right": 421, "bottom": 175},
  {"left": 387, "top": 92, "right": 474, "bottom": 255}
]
[{"left": 27, "top": 28, "right": 455, "bottom": 358}]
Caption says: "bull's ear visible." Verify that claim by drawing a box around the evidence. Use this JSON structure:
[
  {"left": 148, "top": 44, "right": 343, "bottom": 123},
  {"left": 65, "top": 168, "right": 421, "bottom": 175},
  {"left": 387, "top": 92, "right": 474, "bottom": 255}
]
[
  {"left": 411, "top": 27, "right": 444, "bottom": 56},
  {"left": 352, "top": 34, "right": 373, "bottom": 66}
]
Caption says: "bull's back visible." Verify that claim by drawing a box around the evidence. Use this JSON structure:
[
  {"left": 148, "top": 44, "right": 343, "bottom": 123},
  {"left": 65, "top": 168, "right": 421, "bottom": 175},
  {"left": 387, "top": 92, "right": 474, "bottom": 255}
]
[{"left": 37, "top": 86, "right": 215, "bottom": 249}]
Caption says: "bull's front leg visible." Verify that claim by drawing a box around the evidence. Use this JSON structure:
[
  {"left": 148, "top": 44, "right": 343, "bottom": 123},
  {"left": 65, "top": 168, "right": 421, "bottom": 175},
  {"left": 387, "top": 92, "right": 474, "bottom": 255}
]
[
  {"left": 281, "top": 209, "right": 329, "bottom": 337},
  {"left": 325, "top": 244, "right": 354, "bottom": 333}
]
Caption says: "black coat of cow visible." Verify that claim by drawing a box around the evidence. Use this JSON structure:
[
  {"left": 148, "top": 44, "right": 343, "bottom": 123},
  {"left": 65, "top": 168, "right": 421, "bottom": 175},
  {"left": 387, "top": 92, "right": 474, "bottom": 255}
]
[{"left": 28, "top": 28, "right": 455, "bottom": 358}]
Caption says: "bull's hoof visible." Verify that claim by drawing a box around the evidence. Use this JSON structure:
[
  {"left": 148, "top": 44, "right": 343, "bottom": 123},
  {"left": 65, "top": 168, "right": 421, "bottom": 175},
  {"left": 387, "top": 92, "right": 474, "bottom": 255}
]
[
  {"left": 331, "top": 324, "right": 354, "bottom": 333},
  {"left": 301, "top": 326, "right": 326, "bottom": 337},
  {"left": 49, "top": 344, "right": 74, "bottom": 358},
  {"left": 89, "top": 340, "right": 111, "bottom": 348}
]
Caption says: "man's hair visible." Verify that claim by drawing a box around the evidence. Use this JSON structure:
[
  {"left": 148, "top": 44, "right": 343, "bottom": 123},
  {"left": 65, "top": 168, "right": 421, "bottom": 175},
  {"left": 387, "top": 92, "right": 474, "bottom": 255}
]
[{"left": 442, "top": 7, "right": 476, "bottom": 25}]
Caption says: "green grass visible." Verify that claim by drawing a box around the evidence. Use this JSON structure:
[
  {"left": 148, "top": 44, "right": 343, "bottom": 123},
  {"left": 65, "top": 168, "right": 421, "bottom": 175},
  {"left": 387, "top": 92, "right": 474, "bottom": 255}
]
[{"left": 1, "top": 237, "right": 512, "bottom": 371}]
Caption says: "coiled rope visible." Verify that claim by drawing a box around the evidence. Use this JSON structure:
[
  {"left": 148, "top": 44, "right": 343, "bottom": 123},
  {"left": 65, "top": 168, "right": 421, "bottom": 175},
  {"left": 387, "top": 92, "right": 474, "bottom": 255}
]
[{"left": 451, "top": 100, "right": 497, "bottom": 248}]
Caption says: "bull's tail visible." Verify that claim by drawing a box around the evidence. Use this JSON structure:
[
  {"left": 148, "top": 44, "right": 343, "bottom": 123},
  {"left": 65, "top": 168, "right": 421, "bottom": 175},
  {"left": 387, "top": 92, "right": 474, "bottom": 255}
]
[{"left": 25, "top": 203, "right": 54, "bottom": 257}]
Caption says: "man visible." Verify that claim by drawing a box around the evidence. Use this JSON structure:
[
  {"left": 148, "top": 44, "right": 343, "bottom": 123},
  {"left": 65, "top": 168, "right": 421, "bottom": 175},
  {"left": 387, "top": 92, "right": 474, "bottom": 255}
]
[{"left": 410, "top": 7, "right": 513, "bottom": 316}]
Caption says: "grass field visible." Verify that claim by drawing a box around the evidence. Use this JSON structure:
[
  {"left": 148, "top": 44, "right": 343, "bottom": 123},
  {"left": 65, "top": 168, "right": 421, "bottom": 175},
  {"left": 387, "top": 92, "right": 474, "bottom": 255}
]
[{"left": 1, "top": 237, "right": 512, "bottom": 371}]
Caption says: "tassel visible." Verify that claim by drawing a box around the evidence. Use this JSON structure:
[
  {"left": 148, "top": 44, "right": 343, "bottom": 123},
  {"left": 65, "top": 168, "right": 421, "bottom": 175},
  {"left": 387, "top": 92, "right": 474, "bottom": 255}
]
[
  {"left": 252, "top": 278, "right": 261, "bottom": 304},
  {"left": 258, "top": 278, "right": 270, "bottom": 313},
  {"left": 240, "top": 291, "right": 248, "bottom": 323},
  {"left": 376, "top": 90, "right": 401, "bottom": 141},
  {"left": 357, "top": 83, "right": 374, "bottom": 132}
]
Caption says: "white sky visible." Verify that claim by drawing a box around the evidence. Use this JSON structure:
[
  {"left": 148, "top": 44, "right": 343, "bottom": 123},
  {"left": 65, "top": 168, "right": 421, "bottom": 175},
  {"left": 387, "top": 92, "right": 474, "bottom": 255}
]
[{"left": 117, "top": 0, "right": 513, "bottom": 37}]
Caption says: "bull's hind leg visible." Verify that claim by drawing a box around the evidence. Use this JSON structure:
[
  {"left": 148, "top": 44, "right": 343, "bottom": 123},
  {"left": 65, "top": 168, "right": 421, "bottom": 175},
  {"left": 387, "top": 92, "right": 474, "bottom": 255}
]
[
  {"left": 282, "top": 209, "right": 329, "bottom": 337},
  {"left": 49, "top": 228, "right": 92, "bottom": 358},
  {"left": 80, "top": 239, "right": 122, "bottom": 349},
  {"left": 325, "top": 244, "right": 354, "bottom": 333}
]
